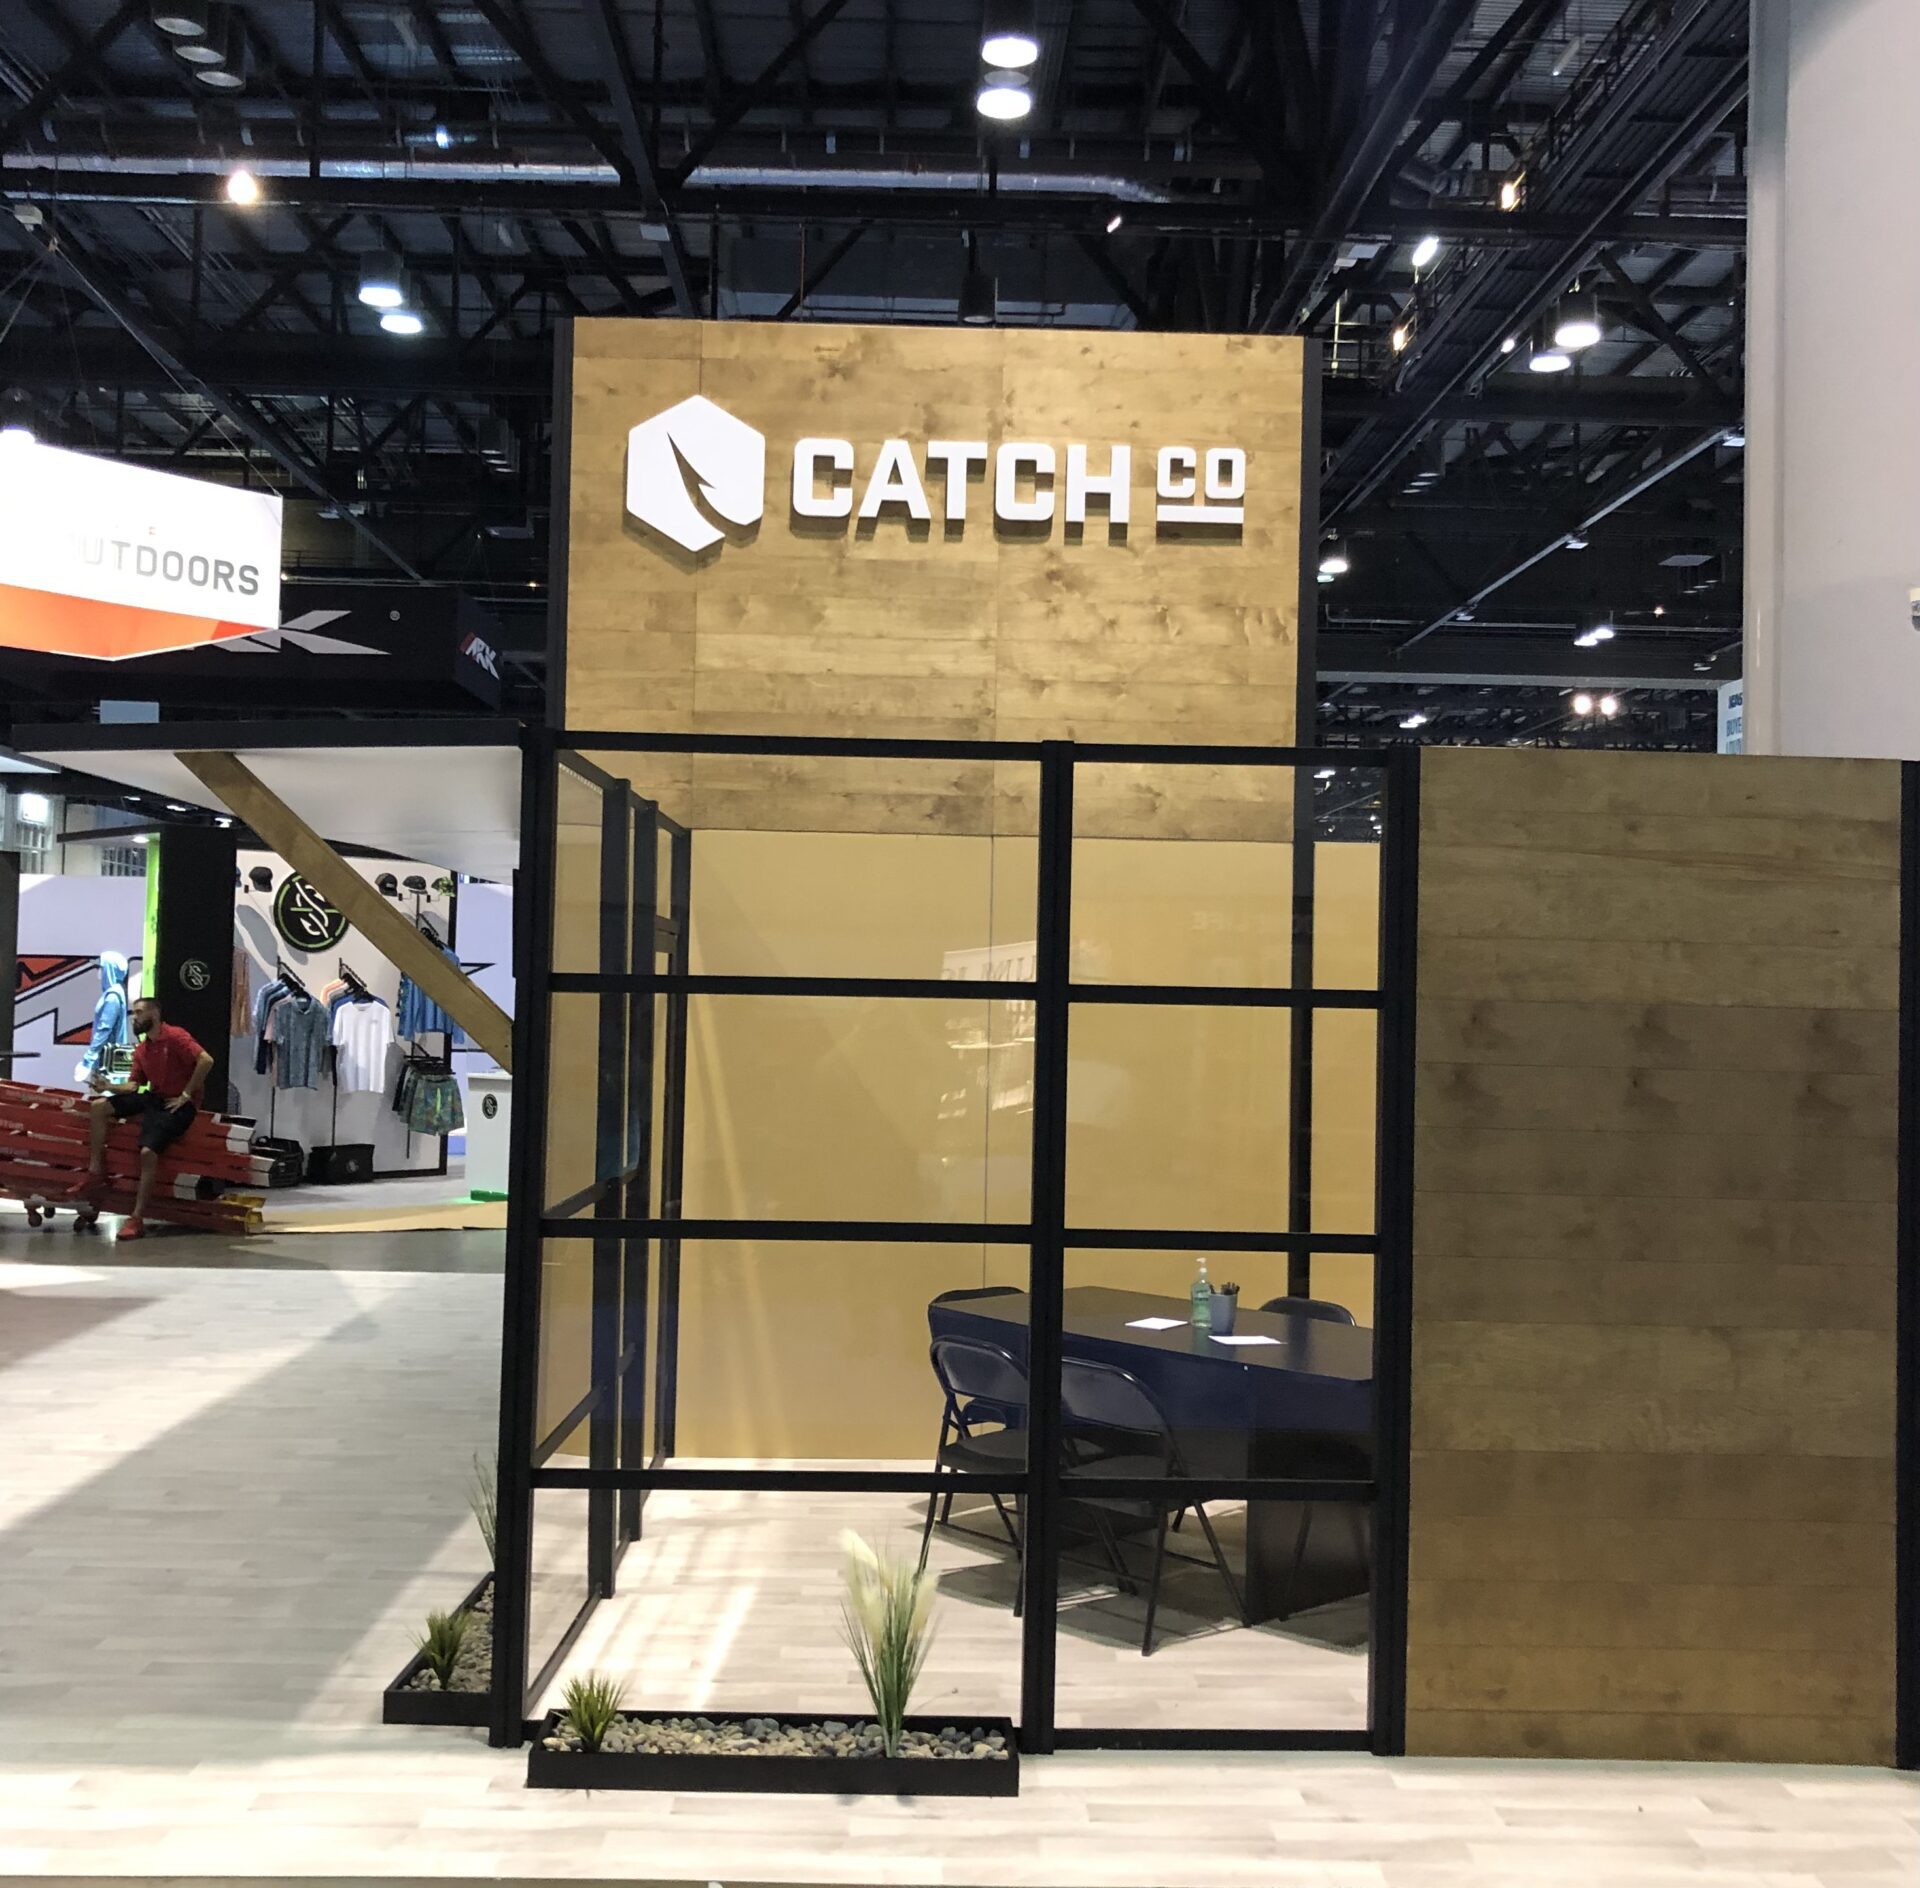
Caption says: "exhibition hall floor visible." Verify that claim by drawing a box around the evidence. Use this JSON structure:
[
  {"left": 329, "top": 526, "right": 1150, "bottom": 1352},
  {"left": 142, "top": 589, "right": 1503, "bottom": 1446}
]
[{"left": 0, "top": 1232, "right": 1914, "bottom": 1886}]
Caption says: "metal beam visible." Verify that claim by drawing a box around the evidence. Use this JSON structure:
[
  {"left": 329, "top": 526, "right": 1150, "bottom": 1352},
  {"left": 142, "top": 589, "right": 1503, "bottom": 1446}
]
[
  {"left": 774, "top": 222, "right": 868, "bottom": 319},
  {"left": 5, "top": 164, "right": 1747, "bottom": 249},
  {"left": 668, "top": 0, "right": 855, "bottom": 190},
  {"left": 0, "top": 0, "right": 143, "bottom": 148},
  {"left": 1394, "top": 427, "right": 1729, "bottom": 651},
  {"left": 582, "top": 0, "right": 697, "bottom": 315},
  {"left": 1261, "top": 0, "right": 1481, "bottom": 330},
  {"left": 1323, "top": 378, "right": 1742, "bottom": 429},
  {"left": 12, "top": 219, "right": 423, "bottom": 579},
  {"left": 1127, "top": 0, "right": 1299, "bottom": 192}
]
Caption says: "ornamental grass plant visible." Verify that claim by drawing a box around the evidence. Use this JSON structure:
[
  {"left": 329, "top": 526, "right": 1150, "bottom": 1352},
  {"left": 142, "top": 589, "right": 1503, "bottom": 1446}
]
[{"left": 838, "top": 1529, "right": 936, "bottom": 1758}]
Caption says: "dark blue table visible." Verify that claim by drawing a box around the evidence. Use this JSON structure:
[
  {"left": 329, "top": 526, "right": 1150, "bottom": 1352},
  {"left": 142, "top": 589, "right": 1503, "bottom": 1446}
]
[{"left": 929, "top": 1285, "right": 1375, "bottom": 1621}]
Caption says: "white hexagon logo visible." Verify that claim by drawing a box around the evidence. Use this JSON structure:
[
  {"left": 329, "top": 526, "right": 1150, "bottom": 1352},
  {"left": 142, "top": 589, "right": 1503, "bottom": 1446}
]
[{"left": 623, "top": 394, "right": 765, "bottom": 555}]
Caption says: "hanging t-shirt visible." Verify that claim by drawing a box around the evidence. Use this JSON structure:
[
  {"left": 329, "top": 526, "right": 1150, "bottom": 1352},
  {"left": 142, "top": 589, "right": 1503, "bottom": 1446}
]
[
  {"left": 330, "top": 997, "right": 395, "bottom": 1095},
  {"left": 396, "top": 945, "right": 466, "bottom": 1045}
]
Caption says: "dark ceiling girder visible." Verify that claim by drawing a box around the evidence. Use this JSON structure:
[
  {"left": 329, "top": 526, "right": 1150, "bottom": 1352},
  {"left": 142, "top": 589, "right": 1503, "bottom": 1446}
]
[
  {"left": 10, "top": 221, "right": 423, "bottom": 581},
  {"left": 1323, "top": 380, "right": 1742, "bottom": 429},
  {"left": 5, "top": 166, "right": 1746, "bottom": 251},
  {"left": 1596, "top": 249, "right": 1729, "bottom": 395},
  {"left": 668, "top": 0, "right": 856, "bottom": 190},
  {"left": 774, "top": 222, "right": 869, "bottom": 319},
  {"left": 1319, "top": 632, "right": 1736, "bottom": 688},
  {"left": 0, "top": 0, "right": 142, "bottom": 148},
  {"left": 465, "top": 0, "right": 635, "bottom": 183},
  {"left": 1125, "top": 0, "right": 1300, "bottom": 193},
  {"left": 582, "top": 0, "right": 697, "bottom": 315},
  {"left": 1394, "top": 426, "right": 1730, "bottom": 652},
  {"left": 1386, "top": 0, "right": 1562, "bottom": 187},
  {"left": 1260, "top": 0, "right": 1482, "bottom": 330}
]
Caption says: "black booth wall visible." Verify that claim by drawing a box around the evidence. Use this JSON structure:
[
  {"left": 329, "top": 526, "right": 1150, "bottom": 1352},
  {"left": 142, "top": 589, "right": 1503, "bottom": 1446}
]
[{"left": 152, "top": 828, "right": 236, "bottom": 1107}]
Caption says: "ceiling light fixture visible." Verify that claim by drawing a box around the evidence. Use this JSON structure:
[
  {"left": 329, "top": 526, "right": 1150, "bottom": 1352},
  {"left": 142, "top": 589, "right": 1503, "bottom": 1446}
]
[
  {"left": 1390, "top": 323, "right": 1410, "bottom": 353},
  {"left": 357, "top": 251, "right": 406, "bottom": 310},
  {"left": 172, "top": 0, "right": 227, "bottom": 60},
  {"left": 1411, "top": 234, "right": 1440, "bottom": 270},
  {"left": 1723, "top": 426, "right": 1746, "bottom": 447},
  {"left": 1399, "top": 711, "right": 1429, "bottom": 730},
  {"left": 224, "top": 165, "right": 259, "bottom": 206},
  {"left": 0, "top": 388, "right": 34, "bottom": 445},
  {"left": 976, "top": 72, "right": 1032, "bottom": 120},
  {"left": 1498, "top": 177, "right": 1521, "bottom": 212},
  {"left": 380, "top": 309, "right": 425, "bottom": 336},
  {"left": 1552, "top": 285, "right": 1603, "bottom": 351},
  {"left": 1318, "top": 539, "right": 1350, "bottom": 577},
  {"left": 152, "top": 0, "right": 211, "bottom": 35},
  {"left": 959, "top": 233, "right": 998, "bottom": 325},
  {"left": 1105, "top": 210, "right": 1124, "bottom": 234},
  {"left": 1572, "top": 693, "right": 1594, "bottom": 716},
  {"left": 1563, "top": 531, "right": 1589, "bottom": 550},
  {"left": 1500, "top": 335, "right": 1517, "bottom": 355},
  {"left": 1315, "top": 768, "right": 1336, "bottom": 781},
  {"left": 1599, "top": 694, "right": 1621, "bottom": 717},
  {"left": 981, "top": 0, "right": 1040, "bottom": 68},
  {"left": 1529, "top": 334, "right": 1572, "bottom": 374}
]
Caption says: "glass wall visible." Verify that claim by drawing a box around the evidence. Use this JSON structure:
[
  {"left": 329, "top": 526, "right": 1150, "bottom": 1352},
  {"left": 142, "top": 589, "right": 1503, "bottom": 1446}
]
[{"left": 494, "top": 736, "right": 1412, "bottom": 1753}]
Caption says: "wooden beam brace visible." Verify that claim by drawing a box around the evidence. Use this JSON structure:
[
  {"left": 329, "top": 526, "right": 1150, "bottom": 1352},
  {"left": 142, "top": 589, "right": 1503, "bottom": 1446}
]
[{"left": 175, "top": 752, "right": 514, "bottom": 1071}]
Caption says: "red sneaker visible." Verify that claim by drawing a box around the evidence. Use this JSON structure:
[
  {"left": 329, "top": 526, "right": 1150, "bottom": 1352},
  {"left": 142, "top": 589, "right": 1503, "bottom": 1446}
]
[{"left": 115, "top": 1217, "right": 146, "bottom": 1243}]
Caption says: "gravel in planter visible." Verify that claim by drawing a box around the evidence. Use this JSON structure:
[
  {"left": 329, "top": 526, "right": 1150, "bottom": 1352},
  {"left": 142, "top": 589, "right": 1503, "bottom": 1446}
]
[
  {"left": 402, "top": 1581, "right": 493, "bottom": 1694},
  {"left": 541, "top": 1715, "right": 1011, "bottom": 1761}
]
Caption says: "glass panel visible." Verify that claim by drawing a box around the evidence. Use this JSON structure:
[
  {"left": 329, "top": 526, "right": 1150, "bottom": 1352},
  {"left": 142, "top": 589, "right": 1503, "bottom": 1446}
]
[
  {"left": 681, "top": 994, "right": 1032, "bottom": 1225},
  {"left": 539, "top": 1490, "right": 1021, "bottom": 1730},
  {"left": 1313, "top": 834, "right": 1381, "bottom": 990},
  {"left": 526, "top": 1484, "right": 594, "bottom": 1709},
  {"left": 1070, "top": 761, "right": 1295, "bottom": 990},
  {"left": 535, "top": 1234, "right": 598, "bottom": 1456},
  {"left": 576, "top": 752, "right": 1041, "bottom": 982},
  {"left": 1048, "top": 1249, "right": 1373, "bottom": 1733},
  {"left": 1065, "top": 1004, "right": 1290, "bottom": 1232},
  {"left": 552, "top": 759, "right": 610, "bottom": 975},
  {"left": 653, "top": 1242, "right": 1028, "bottom": 1464},
  {"left": 544, "top": 993, "right": 626, "bottom": 1213},
  {"left": 1311, "top": 1008, "right": 1376, "bottom": 1237}
]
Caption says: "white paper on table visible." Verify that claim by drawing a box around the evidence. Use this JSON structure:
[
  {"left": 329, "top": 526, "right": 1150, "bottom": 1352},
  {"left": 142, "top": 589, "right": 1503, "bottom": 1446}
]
[
  {"left": 1125, "top": 1316, "right": 1185, "bottom": 1331},
  {"left": 1210, "top": 1333, "right": 1282, "bottom": 1346}
]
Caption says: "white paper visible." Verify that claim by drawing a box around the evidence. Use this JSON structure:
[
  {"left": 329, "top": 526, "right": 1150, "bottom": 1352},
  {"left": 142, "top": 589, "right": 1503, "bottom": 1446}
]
[
  {"left": 1210, "top": 1333, "right": 1282, "bottom": 1346},
  {"left": 1125, "top": 1316, "right": 1185, "bottom": 1331}
]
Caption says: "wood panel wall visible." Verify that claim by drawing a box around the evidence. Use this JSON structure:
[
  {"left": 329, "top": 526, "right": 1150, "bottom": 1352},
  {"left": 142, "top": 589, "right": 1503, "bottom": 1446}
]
[
  {"left": 1408, "top": 748, "right": 1901, "bottom": 1764},
  {"left": 558, "top": 319, "right": 1307, "bottom": 837}
]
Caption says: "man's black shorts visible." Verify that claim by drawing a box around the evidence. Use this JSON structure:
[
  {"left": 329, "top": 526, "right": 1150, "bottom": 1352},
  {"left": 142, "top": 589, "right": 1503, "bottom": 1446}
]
[{"left": 107, "top": 1090, "right": 197, "bottom": 1154}]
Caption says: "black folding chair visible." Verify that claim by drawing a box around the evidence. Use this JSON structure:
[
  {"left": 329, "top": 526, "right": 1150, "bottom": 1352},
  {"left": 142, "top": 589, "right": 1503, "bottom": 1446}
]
[
  {"left": 1060, "top": 1356, "right": 1244, "bottom": 1656},
  {"left": 1258, "top": 1294, "right": 1357, "bottom": 1326},
  {"left": 928, "top": 1288, "right": 1027, "bottom": 1522},
  {"left": 920, "top": 1336, "right": 1029, "bottom": 1613}
]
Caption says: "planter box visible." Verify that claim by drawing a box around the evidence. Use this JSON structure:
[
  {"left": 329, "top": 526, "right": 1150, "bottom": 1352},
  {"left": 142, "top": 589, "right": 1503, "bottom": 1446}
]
[
  {"left": 382, "top": 1573, "right": 493, "bottom": 1727},
  {"left": 525, "top": 1711, "right": 1020, "bottom": 1796}
]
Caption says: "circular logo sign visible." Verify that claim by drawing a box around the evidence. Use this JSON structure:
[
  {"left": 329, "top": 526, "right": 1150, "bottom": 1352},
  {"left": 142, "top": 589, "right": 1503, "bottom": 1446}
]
[
  {"left": 178, "top": 957, "right": 211, "bottom": 993},
  {"left": 273, "top": 875, "right": 349, "bottom": 952},
  {"left": 481, "top": 1094, "right": 499, "bottom": 1120}
]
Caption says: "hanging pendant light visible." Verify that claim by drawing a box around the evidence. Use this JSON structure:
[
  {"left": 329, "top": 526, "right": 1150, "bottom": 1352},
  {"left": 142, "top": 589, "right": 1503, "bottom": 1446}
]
[
  {"left": 959, "top": 234, "right": 997, "bottom": 325},
  {"left": 1552, "top": 284, "right": 1603, "bottom": 352},
  {"left": 357, "top": 251, "right": 407, "bottom": 310},
  {"left": 982, "top": 0, "right": 1040, "bottom": 69}
]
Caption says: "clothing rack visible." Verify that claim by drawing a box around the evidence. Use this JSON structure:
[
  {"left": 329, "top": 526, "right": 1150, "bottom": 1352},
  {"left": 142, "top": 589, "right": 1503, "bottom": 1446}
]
[
  {"left": 275, "top": 957, "right": 308, "bottom": 997},
  {"left": 337, "top": 958, "right": 370, "bottom": 999}
]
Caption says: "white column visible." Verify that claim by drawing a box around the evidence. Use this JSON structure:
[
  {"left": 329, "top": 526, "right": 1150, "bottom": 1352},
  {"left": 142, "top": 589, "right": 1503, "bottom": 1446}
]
[{"left": 1744, "top": 0, "right": 1920, "bottom": 758}]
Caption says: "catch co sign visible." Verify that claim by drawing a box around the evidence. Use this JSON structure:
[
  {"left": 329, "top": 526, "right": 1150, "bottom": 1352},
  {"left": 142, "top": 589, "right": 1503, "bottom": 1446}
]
[{"left": 625, "top": 394, "right": 1247, "bottom": 558}]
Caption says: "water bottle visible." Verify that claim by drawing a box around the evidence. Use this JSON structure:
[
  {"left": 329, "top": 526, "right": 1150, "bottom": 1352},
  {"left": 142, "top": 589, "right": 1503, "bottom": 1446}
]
[{"left": 1189, "top": 1254, "right": 1212, "bottom": 1332}]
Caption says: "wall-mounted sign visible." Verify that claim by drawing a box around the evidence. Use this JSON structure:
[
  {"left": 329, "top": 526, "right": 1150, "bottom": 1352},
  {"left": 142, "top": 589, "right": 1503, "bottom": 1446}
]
[
  {"left": 177, "top": 957, "right": 212, "bottom": 993},
  {"left": 0, "top": 437, "right": 282, "bottom": 660},
  {"left": 623, "top": 392, "right": 1247, "bottom": 558},
  {"left": 272, "top": 875, "right": 348, "bottom": 952}
]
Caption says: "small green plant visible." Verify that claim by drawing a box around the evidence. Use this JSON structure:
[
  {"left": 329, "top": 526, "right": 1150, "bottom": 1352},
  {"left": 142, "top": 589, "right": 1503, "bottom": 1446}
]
[
  {"left": 838, "top": 1529, "right": 936, "bottom": 1759},
  {"left": 467, "top": 1451, "right": 498, "bottom": 1565},
  {"left": 561, "top": 1671, "right": 627, "bottom": 1752},
  {"left": 415, "top": 1608, "right": 470, "bottom": 1691}
]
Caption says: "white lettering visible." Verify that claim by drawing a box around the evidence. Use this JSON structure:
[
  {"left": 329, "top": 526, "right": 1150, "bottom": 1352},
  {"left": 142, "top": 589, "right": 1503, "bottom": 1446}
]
[
  {"left": 856, "top": 438, "right": 932, "bottom": 523},
  {"left": 1157, "top": 444, "right": 1245, "bottom": 527},
  {"left": 995, "top": 442, "right": 1056, "bottom": 525},
  {"left": 1065, "top": 444, "right": 1132, "bottom": 531},
  {"left": 925, "top": 440, "right": 988, "bottom": 523},
  {"left": 792, "top": 436, "right": 854, "bottom": 518}
]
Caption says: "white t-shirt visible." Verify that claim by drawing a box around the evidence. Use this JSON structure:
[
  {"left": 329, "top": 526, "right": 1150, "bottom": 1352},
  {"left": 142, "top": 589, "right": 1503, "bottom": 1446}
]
[{"left": 330, "top": 998, "right": 395, "bottom": 1095}]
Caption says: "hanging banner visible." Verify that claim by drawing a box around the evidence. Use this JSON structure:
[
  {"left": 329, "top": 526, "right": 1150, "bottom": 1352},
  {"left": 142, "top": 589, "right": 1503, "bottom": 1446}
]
[{"left": 0, "top": 437, "right": 283, "bottom": 660}]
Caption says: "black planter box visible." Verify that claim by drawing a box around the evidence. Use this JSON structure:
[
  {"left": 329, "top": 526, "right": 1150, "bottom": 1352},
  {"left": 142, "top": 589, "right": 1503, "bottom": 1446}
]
[
  {"left": 381, "top": 1573, "right": 493, "bottom": 1727},
  {"left": 525, "top": 1711, "right": 1020, "bottom": 1796}
]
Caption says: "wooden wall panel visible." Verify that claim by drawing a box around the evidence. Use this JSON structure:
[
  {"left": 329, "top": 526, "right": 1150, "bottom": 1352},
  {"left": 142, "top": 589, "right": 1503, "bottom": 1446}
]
[
  {"left": 1407, "top": 747, "right": 1900, "bottom": 1765},
  {"left": 559, "top": 319, "right": 1306, "bottom": 838}
]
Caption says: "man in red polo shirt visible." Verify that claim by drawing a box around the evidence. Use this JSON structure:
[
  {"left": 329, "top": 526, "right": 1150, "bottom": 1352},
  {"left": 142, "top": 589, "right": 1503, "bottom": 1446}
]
[{"left": 76, "top": 994, "right": 214, "bottom": 1242}]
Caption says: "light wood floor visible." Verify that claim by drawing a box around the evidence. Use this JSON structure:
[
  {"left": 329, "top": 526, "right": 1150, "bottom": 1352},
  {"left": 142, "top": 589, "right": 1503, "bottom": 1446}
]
[
  {"left": 1, "top": 1238, "right": 1915, "bottom": 1885},
  {"left": 536, "top": 1472, "right": 1368, "bottom": 1733}
]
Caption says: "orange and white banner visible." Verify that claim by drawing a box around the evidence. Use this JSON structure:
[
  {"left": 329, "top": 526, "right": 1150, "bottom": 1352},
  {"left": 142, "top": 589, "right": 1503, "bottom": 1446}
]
[{"left": 0, "top": 437, "right": 281, "bottom": 660}]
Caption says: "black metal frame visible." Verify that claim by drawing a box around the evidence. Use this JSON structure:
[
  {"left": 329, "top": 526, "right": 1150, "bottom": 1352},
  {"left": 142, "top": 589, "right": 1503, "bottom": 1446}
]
[
  {"left": 1898, "top": 764, "right": 1919, "bottom": 1773},
  {"left": 491, "top": 729, "right": 1416, "bottom": 1756}
]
